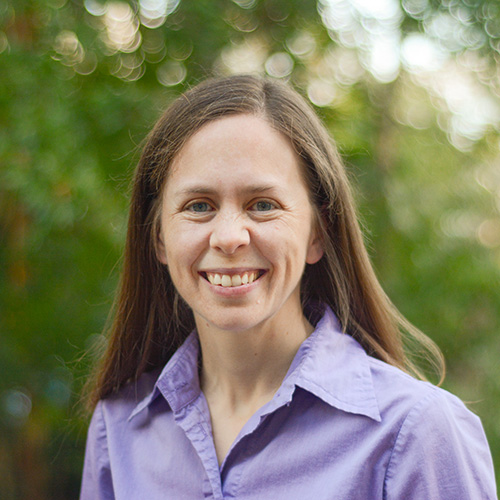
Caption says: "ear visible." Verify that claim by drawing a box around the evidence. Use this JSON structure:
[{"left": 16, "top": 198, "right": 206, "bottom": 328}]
[
  {"left": 156, "top": 227, "right": 168, "bottom": 266},
  {"left": 306, "top": 231, "right": 324, "bottom": 265},
  {"left": 305, "top": 210, "right": 325, "bottom": 265}
]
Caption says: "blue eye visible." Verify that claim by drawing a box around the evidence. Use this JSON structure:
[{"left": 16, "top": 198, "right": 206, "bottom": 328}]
[
  {"left": 188, "top": 202, "right": 212, "bottom": 213},
  {"left": 253, "top": 201, "right": 274, "bottom": 211}
]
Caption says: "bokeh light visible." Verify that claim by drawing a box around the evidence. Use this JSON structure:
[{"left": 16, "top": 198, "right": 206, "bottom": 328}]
[
  {"left": 265, "top": 51, "right": 294, "bottom": 78},
  {"left": 156, "top": 60, "right": 186, "bottom": 86},
  {"left": 139, "top": 0, "right": 180, "bottom": 29},
  {"left": 102, "top": 2, "right": 142, "bottom": 54},
  {"left": 2, "top": 389, "right": 32, "bottom": 427}
]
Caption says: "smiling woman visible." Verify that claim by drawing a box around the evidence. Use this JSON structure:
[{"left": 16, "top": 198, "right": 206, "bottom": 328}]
[{"left": 80, "top": 75, "right": 497, "bottom": 499}]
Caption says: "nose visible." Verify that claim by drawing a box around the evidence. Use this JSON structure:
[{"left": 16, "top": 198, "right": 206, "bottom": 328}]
[{"left": 209, "top": 212, "right": 250, "bottom": 254}]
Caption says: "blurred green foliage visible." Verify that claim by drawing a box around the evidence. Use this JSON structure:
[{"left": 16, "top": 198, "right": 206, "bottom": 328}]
[{"left": 1, "top": 0, "right": 499, "bottom": 497}]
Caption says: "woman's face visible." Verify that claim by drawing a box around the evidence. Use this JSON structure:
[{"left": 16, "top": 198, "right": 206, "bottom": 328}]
[{"left": 157, "top": 114, "right": 323, "bottom": 334}]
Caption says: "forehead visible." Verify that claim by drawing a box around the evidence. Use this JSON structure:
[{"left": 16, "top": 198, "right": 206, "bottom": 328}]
[{"left": 165, "top": 114, "right": 308, "bottom": 193}]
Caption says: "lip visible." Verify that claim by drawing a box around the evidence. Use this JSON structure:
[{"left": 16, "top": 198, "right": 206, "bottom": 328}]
[{"left": 200, "top": 268, "right": 266, "bottom": 275}]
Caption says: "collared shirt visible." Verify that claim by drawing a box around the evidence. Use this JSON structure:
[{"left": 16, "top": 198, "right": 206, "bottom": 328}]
[{"left": 80, "top": 305, "right": 497, "bottom": 499}]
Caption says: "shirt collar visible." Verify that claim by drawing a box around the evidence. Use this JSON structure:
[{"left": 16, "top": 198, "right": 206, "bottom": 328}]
[
  {"left": 128, "top": 333, "right": 201, "bottom": 421},
  {"left": 283, "top": 304, "right": 381, "bottom": 422},
  {"left": 129, "top": 305, "right": 381, "bottom": 422}
]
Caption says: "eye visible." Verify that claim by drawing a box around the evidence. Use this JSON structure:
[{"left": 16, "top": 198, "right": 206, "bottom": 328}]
[
  {"left": 186, "top": 201, "right": 213, "bottom": 213},
  {"left": 250, "top": 200, "right": 276, "bottom": 212}
]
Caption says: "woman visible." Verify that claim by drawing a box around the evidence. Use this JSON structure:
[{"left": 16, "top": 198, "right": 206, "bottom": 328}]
[{"left": 80, "top": 75, "right": 497, "bottom": 499}]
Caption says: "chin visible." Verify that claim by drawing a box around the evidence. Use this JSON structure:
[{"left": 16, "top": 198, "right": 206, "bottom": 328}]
[{"left": 197, "top": 311, "right": 265, "bottom": 334}]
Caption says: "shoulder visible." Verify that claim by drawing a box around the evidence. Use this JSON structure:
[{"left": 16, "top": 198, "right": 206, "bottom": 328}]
[
  {"left": 366, "top": 359, "right": 497, "bottom": 499},
  {"left": 368, "top": 356, "right": 487, "bottom": 448},
  {"left": 368, "top": 356, "right": 461, "bottom": 420}
]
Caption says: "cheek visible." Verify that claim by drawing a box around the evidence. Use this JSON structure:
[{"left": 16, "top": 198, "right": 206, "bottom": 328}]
[
  {"left": 255, "top": 223, "right": 310, "bottom": 266},
  {"left": 163, "top": 224, "right": 209, "bottom": 269}
]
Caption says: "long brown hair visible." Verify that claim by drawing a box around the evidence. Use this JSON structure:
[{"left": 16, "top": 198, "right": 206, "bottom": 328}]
[{"left": 85, "top": 74, "right": 444, "bottom": 411}]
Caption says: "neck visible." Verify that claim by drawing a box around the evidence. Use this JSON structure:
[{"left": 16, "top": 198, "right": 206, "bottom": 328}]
[{"left": 197, "top": 305, "right": 313, "bottom": 411}]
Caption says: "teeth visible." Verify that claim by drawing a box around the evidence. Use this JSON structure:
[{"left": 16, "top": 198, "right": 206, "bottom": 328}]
[{"left": 205, "top": 271, "right": 261, "bottom": 287}]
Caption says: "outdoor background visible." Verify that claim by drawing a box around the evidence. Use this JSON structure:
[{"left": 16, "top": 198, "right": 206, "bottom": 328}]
[{"left": 1, "top": 0, "right": 500, "bottom": 498}]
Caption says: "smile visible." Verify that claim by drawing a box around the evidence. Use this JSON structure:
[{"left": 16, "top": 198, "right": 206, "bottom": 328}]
[{"left": 202, "top": 270, "right": 265, "bottom": 287}]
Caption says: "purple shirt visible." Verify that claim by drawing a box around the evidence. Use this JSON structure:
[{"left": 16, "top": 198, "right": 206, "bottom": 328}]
[{"left": 80, "top": 306, "right": 497, "bottom": 499}]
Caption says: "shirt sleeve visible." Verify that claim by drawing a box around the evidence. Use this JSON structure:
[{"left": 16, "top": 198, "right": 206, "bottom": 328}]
[
  {"left": 80, "top": 401, "right": 115, "bottom": 500},
  {"left": 383, "top": 389, "right": 498, "bottom": 500}
]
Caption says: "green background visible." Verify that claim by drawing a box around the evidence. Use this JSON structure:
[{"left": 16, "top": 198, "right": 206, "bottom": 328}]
[{"left": 1, "top": 0, "right": 499, "bottom": 497}]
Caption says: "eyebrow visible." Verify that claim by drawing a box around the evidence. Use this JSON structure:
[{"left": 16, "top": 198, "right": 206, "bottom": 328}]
[{"left": 175, "top": 184, "right": 278, "bottom": 196}]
